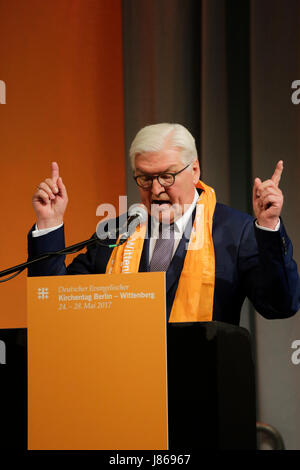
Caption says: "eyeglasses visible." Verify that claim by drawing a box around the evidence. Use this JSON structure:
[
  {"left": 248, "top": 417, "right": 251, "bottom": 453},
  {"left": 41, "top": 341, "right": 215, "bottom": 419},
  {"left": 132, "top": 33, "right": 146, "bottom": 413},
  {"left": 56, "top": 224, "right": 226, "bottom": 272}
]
[{"left": 134, "top": 162, "right": 192, "bottom": 189}]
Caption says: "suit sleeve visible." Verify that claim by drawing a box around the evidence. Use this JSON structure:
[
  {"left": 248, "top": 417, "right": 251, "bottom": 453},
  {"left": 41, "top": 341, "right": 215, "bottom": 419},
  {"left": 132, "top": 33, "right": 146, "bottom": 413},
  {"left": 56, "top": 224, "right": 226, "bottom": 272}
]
[
  {"left": 27, "top": 225, "right": 98, "bottom": 277},
  {"left": 238, "top": 218, "right": 300, "bottom": 319}
]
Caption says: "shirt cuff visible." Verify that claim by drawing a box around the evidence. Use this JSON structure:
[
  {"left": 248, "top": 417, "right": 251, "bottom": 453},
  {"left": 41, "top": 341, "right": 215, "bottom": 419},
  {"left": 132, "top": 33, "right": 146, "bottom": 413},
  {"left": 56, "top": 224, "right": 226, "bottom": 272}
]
[
  {"left": 255, "top": 219, "right": 280, "bottom": 232},
  {"left": 32, "top": 223, "right": 64, "bottom": 238}
]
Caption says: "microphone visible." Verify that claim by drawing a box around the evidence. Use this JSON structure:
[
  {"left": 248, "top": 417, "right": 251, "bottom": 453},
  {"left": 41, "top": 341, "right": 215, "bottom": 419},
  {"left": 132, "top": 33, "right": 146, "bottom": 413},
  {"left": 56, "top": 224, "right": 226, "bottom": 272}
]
[
  {"left": 118, "top": 204, "right": 148, "bottom": 243},
  {"left": 96, "top": 204, "right": 148, "bottom": 242},
  {"left": 127, "top": 203, "right": 148, "bottom": 228}
]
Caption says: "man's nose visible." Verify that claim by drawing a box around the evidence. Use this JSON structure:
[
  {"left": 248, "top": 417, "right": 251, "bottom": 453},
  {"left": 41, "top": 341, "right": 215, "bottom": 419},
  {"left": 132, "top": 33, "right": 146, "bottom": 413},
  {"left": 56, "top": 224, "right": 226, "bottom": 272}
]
[{"left": 151, "top": 178, "right": 165, "bottom": 196}]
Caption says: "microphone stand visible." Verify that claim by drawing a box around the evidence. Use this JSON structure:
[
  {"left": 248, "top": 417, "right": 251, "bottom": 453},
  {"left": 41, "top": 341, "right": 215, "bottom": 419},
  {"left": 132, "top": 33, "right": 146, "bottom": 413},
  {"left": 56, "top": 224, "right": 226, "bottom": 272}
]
[
  {"left": 0, "top": 213, "right": 145, "bottom": 283},
  {"left": 0, "top": 233, "right": 126, "bottom": 283}
]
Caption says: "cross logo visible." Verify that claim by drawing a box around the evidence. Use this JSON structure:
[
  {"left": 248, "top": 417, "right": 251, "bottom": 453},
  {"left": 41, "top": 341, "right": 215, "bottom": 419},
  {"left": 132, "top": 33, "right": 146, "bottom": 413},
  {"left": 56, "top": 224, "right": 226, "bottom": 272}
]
[{"left": 38, "top": 287, "right": 49, "bottom": 300}]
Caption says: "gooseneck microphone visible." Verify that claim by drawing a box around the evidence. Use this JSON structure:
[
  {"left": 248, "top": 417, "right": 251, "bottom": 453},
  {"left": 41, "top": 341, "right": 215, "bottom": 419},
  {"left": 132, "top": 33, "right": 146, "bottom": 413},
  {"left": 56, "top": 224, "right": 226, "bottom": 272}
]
[
  {"left": 127, "top": 203, "right": 148, "bottom": 229},
  {"left": 115, "top": 204, "right": 148, "bottom": 245},
  {"left": 96, "top": 203, "right": 148, "bottom": 245},
  {"left": 0, "top": 205, "right": 148, "bottom": 283}
]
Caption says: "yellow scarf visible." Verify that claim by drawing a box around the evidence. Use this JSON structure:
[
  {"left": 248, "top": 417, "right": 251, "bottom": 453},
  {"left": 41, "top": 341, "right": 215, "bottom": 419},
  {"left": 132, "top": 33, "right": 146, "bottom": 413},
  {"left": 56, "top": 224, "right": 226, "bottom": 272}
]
[{"left": 106, "top": 180, "right": 216, "bottom": 322}]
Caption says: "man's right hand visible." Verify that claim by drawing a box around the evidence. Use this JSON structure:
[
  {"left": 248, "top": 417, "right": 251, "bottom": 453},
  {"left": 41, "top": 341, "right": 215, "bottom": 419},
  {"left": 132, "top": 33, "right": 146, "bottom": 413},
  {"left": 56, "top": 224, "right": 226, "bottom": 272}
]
[{"left": 32, "top": 162, "right": 68, "bottom": 229}]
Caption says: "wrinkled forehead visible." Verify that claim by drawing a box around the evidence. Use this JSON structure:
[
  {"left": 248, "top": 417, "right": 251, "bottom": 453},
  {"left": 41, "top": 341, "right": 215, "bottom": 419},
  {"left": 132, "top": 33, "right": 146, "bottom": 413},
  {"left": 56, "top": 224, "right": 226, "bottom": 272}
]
[{"left": 134, "top": 147, "right": 184, "bottom": 172}]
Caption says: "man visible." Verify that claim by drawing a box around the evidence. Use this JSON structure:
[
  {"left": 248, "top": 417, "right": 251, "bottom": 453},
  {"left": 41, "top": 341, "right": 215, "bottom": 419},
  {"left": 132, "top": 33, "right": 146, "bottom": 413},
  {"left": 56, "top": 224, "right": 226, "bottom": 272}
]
[{"left": 28, "top": 123, "right": 300, "bottom": 325}]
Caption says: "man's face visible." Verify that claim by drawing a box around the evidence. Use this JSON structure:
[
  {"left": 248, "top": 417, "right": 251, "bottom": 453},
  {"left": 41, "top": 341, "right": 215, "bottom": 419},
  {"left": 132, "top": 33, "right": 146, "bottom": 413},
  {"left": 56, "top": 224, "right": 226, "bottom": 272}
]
[{"left": 134, "top": 146, "right": 200, "bottom": 223}]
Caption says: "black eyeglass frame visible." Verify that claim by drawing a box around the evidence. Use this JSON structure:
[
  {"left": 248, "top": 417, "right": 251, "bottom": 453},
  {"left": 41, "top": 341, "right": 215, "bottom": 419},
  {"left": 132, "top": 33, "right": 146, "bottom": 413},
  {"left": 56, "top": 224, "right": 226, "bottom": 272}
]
[{"left": 134, "top": 162, "right": 192, "bottom": 189}]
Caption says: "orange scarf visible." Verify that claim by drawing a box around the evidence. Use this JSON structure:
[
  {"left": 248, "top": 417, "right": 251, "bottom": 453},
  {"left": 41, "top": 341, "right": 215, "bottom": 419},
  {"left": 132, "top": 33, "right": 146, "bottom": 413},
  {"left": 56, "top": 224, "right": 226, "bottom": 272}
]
[{"left": 106, "top": 181, "right": 216, "bottom": 322}]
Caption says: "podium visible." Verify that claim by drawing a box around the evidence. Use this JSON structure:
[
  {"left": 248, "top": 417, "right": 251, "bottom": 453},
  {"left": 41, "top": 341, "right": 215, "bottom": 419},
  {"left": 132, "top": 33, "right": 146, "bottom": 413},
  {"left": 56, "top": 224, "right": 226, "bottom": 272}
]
[
  {"left": 0, "top": 272, "right": 256, "bottom": 450},
  {"left": 27, "top": 273, "right": 168, "bottom": 450}
]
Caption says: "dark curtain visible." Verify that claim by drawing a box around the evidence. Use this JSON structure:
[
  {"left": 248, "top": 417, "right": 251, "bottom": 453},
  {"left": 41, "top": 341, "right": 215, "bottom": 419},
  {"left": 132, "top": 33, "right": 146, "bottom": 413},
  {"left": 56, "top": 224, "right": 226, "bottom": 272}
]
[
  {"left": 122, "top": 0, "right": 300, "bottom": 450},
  {"left": 122, "top": 0, "right": 202, "bottom": 205}
]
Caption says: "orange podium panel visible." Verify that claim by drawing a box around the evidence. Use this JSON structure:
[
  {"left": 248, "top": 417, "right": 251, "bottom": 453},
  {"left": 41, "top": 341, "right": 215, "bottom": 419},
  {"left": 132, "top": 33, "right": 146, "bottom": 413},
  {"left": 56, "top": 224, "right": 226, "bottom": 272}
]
[{"left": 27, "top": 272, "right": 168, "bottom": 450}]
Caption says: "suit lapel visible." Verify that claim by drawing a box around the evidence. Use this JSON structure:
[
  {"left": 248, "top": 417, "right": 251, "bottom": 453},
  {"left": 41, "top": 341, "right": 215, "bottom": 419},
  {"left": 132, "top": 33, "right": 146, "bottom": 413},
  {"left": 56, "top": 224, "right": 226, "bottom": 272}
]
[
  {"left": 138, "top": 218, "right": 151, "bottom": 272},
  {"left": 166, "top": 233, "right": 189, "bottom": 293},
  {"left": 139, "top": 236, "right": 149, "bottom": 272},
  {"left": 139, "top": 203, "right": 211, "bottom": 290},
  {"left": 166, "top": 206, "right": 196, "bottom": 293}
]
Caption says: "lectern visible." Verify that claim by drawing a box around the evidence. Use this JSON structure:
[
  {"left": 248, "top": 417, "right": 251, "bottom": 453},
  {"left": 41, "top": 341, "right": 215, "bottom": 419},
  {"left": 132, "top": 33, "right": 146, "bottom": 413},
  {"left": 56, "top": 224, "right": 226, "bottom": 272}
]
[
  {"left": 27, "top": 272, "right": 168, "bottom": 450},
  {"left": 0, "top": 272, "right": 256, "bottom": 450}
]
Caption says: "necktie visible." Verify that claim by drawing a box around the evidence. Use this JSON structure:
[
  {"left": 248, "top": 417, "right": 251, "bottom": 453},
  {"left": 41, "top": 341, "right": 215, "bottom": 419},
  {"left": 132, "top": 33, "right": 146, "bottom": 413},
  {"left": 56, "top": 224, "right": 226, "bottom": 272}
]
[{"left": 150, "top": 223, "right": 175, "bottom": 272}]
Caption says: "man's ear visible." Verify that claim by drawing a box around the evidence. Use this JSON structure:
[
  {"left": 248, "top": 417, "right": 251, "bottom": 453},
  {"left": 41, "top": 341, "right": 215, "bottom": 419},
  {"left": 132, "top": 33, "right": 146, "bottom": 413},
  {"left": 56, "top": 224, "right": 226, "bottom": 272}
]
[{"left": 192, "top": 159, "right": 200, "bottom": 184}]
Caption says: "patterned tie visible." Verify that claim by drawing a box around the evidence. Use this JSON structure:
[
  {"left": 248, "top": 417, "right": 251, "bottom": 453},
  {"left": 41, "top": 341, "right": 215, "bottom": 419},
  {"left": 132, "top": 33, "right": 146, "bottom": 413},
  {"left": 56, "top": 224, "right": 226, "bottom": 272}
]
[{"left": 150, "top": 223, "right": 175, "bottom": 272}]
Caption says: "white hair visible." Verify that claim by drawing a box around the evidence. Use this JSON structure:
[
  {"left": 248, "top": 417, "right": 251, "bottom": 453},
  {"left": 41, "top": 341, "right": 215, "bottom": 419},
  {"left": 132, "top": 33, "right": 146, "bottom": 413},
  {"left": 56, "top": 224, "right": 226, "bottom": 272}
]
[{"left": 129, "top": 123, "right": 198, "bottom": 169}]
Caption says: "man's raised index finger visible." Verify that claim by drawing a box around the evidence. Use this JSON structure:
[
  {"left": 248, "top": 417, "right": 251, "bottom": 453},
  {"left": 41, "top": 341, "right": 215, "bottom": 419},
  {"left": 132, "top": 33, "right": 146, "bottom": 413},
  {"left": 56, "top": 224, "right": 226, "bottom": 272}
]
[
  {"left": 51, "top": 161, "right": 59, "bottom": 182},
  {"left": 271, "top": 160, "right": 283, "bottom": 186}
]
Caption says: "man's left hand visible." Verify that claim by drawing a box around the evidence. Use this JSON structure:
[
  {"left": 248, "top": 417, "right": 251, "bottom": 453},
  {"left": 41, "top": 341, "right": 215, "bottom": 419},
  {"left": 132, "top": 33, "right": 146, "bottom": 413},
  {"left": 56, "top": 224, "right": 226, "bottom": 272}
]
[{"left": 253, "top": 160, "right": 284, "bottom": 230}]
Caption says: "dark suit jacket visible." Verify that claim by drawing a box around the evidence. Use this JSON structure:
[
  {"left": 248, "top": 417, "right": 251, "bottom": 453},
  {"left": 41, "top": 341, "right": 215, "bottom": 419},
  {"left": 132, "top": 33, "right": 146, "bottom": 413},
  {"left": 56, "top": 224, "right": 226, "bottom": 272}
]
[{"left": 27, "top": 202, "right": 300, "bottom": 325}]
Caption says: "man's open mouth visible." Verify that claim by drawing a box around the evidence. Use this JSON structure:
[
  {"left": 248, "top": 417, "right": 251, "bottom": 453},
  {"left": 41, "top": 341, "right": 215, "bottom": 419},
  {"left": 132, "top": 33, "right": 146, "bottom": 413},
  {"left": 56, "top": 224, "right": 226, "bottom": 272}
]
[{"left": 151, "top": 200, "right": 171, "bottom": 205}]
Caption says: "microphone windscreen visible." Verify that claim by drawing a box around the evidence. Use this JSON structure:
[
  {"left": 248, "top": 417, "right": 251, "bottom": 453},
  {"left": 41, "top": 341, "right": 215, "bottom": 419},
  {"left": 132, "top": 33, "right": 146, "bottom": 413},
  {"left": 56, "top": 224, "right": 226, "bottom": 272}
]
[{"left": 128, "top": 203, "right": 148, "bottom": 223}]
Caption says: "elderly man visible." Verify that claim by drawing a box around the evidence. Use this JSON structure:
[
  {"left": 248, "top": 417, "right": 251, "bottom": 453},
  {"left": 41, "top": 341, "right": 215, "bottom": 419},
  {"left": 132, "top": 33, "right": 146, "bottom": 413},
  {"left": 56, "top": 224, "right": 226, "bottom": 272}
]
[{"left": 28, "top": 123, "right": 300, "bottom": 325}]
